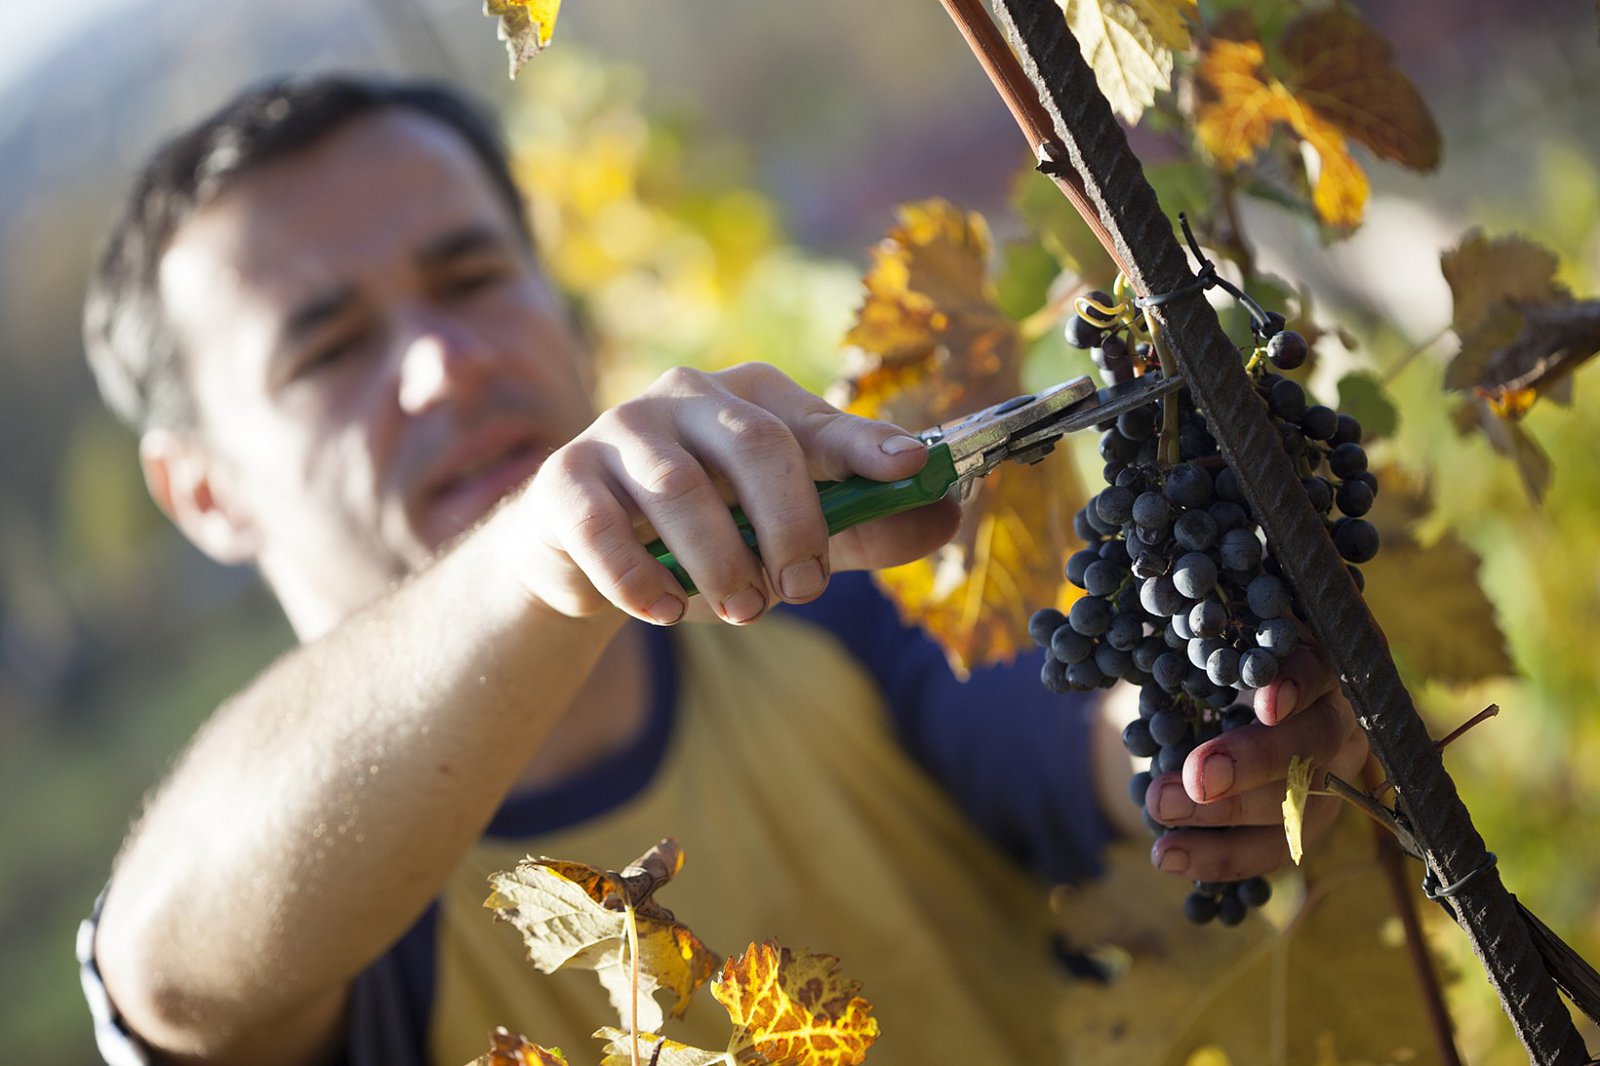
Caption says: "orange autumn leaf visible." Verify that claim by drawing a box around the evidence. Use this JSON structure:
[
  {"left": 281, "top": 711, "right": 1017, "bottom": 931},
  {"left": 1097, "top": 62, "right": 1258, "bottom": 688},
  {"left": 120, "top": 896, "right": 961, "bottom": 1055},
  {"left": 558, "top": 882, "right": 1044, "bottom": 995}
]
[
  {"left": 712, "top": 942, "right": 879, "bottom": 1066},
  {"left": 484, "top": 839, "right": 717, "bottom": 1033},
  {"left": 1193, "top": 9, "right": 1439, "bottom": 228},
  {"left": 471, "top": 1026, "right": 570, "bottom": 1066},
  {"left": 833, "top": 199, "right": 1086, "bottom": 675},
  {"left": 874, "top": 457, "right": 1084, "bottom": 678},
  {"left": 484, "top": 0, "right": 562, "bottom": 78}
]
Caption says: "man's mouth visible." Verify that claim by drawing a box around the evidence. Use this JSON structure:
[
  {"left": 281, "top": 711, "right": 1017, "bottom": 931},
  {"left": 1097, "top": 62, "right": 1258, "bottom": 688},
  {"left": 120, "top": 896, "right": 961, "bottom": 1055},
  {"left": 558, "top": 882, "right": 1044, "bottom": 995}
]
[{"left": 426, "top": 434, "right": 551, "bottom": 526}]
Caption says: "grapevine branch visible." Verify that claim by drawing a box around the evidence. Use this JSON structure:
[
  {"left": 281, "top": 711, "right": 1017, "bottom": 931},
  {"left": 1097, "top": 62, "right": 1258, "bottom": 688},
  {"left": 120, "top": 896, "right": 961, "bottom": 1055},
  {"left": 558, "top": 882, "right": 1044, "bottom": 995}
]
[{"left": 941, "top": 1, "right": 1593, "bottom": 1062}]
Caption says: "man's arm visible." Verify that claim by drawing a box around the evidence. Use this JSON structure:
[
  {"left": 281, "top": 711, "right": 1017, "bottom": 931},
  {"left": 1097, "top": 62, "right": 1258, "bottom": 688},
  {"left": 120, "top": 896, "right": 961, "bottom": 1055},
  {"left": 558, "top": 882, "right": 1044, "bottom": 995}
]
[{"left": 93, "top": 364, "right": 961, "bottom": 1065}]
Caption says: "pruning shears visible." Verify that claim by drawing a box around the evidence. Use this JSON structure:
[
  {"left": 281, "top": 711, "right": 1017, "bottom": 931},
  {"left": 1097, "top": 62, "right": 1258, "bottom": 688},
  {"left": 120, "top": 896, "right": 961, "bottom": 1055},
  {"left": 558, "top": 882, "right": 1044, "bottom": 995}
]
[{"left": 648, "top": 373, "right": 1186, "bottom": 594}]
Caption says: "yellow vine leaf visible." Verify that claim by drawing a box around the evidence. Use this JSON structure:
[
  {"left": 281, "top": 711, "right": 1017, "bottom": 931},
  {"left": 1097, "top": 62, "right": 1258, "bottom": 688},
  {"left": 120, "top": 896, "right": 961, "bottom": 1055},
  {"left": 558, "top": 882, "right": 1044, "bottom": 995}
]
[
  {"left": 834, "top": 199, "right": 1088, "bottom": 675},
  {"left": 484, "top": 0, "right": 562, "bottom": 78},
  {"left": 1281, "top": 755, "right": 1315, "bottom": 866},
  {"left": 470, "top": 1026, "right": 571, "bottom": 1066},
  {"left": 1061, "top": 0, "right": 1185, "bottom": 125},
  {"left": 1052, "top": 815, "right": 1438, "bottom": 1063},
  {"left": 593, "top": 1030, "right": 730, "bottom": 1066},
  {"left": 1127, "top": 0, "right": 1195, "bottom": 52},
  {"left": 1193, "top": 9, "right": 1439, "bottom": 228},
  {"left": 484, "top": 840, "right": 717, "bottom": 1034},
  {"left": 712, "top": 942, "right": 879, "bottom": 1066}
]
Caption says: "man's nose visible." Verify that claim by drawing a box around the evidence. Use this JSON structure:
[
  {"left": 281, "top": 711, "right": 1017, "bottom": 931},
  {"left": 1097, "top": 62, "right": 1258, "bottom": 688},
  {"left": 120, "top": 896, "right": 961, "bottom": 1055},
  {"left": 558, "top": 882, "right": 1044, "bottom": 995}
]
[{"left": 396, "top": 313, "right": 495, "bottom": 415}]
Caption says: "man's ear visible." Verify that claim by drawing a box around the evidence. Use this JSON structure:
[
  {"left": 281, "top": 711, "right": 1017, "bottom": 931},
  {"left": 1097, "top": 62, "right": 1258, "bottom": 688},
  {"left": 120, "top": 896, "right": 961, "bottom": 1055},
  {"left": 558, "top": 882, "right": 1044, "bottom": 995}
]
[{"left": 139, "top": 429, "right": 260, "bottom": 565}]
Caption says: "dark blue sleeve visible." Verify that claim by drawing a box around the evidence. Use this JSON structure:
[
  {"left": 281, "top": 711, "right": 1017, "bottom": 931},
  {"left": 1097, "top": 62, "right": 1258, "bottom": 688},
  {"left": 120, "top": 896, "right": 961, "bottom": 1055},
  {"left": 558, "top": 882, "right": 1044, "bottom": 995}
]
[{"left": 782, "top": 572, "right": 1113, "bottom": 884}]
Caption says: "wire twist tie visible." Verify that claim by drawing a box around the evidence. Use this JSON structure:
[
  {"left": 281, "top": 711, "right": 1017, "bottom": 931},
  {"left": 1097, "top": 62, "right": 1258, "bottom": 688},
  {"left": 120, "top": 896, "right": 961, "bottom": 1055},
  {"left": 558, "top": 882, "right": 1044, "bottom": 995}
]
[
  {"left": 1134, "top": 214, "right": 1277, "bottom": 336},
  {"left": 1423, "top": 851, "right": 1498, "bottom": 902}
]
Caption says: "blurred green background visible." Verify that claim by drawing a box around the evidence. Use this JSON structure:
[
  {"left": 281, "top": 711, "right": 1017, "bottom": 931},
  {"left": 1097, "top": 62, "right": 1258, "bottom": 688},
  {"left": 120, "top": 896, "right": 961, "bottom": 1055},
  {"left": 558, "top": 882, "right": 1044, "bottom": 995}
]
[{"left": 1, "top": 2, "right": 1597, "bottom": 1063}]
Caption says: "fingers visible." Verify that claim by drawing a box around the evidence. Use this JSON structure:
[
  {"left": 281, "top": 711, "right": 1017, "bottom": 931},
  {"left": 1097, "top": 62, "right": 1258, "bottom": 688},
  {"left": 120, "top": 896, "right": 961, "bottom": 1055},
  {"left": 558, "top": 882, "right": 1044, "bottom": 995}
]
[
  {"left": 1145, "top": 721, "right": 1368, "bottom": 830},
  {"left": 1183, "top": 687, "right": 1361, "bottom": 804},
  {"left": 518, "top": 363, "right": 950, "bottom": 625},
  {"left": 1150, "top": 794, "right": 1342, "bottom": 882}
]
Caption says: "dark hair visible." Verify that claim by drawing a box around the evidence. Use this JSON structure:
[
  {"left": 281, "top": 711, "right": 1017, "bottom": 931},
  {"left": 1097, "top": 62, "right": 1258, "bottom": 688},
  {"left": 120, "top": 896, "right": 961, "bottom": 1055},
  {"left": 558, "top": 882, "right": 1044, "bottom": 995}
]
[{"left": 83, "top": 74, "right": 531, "bottom": 433}]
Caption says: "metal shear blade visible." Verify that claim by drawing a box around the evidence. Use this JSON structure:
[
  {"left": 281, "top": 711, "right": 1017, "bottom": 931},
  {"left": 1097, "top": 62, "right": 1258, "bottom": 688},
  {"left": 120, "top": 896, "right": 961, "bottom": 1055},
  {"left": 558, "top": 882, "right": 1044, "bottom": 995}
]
[{"left": 922, "top": 373, "right": 1186, "bottom": 491}]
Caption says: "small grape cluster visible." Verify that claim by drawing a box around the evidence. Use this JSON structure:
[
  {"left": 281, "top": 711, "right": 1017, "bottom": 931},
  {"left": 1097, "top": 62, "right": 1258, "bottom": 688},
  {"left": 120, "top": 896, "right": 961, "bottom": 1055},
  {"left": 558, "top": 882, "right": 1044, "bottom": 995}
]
[{"left": 1030, "top": 289, "right": 1380, "bottom": 926}]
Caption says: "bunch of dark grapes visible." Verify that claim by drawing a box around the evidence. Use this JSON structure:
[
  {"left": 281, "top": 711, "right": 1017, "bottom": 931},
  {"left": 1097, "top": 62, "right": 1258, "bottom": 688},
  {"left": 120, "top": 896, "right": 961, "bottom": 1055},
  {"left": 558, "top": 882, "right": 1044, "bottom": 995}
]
[{"left": 1030, "top": 293, "right": 1379, "bottom": 926}]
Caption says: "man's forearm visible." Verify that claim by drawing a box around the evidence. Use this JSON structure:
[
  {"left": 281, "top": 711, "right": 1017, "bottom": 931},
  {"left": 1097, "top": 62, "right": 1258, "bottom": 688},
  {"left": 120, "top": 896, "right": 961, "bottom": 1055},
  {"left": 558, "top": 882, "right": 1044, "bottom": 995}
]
[{"left": 94, "top": 507, "right": 626, "bottom": 1061}]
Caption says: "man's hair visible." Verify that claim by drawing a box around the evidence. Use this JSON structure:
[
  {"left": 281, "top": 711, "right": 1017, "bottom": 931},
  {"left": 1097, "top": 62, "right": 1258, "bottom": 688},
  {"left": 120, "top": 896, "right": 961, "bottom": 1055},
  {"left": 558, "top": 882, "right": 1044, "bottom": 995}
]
[{"left": 83, "top": 74, "right": 531, "bottom": 434}]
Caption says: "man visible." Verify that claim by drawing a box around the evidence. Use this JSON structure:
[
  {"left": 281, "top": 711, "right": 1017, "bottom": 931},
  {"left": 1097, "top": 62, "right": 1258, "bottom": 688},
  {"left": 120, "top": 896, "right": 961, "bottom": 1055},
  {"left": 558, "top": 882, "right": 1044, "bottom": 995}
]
[{"left": 79, "top": 75, "right": 1367, "bottom": 1065}]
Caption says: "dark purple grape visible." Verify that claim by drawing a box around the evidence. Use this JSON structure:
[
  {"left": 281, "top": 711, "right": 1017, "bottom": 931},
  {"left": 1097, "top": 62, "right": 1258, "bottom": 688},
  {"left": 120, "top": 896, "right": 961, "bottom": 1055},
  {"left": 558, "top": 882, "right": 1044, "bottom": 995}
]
[
  {"left": 1117, "top": 403, "right": 1157, "bottom": 441},
  {"left": 1051, "top": 625, "right": 1093, "bottom": 664},
  {"left": 1336, "top": 477, "right": 1374, "bottom": 517},
  {"left": 1095, "top": 642, "right": 1135, "bottom": 679},
  {"left": 1334, "top": 518, "right": 1380, "bottom": 563},
  {"left": 1185, "top": 891, "right": 1219, "bottom": 924},
  {"left": 1129, "top": 769, "right": 1154, "bottom": 807},
  {"left": 1173, "top": 509, "right": 1218, "bottom": 552},
  {"left": 1152, "top": 652, "right": 1186, "bottom": 692},
  {"left": 1256, "top": 617, "right": 1298, "bottom": 657},
  {"left": 1140, "top": 575, "right": 1187, "bottom": 617},
  {"left": 1133, "top": 492, "right": 1171, "bottom": 532},
  {"left": 1084, "top": 559, "right": 1126, "bottom": 598},
  {"left": 1239, "top": 647, "right": 1279, "bottom": 688},
  {"left": 1096, "top": 486, "right": 1135, "bottom": 525},
  {"left": 1029, "top": 607, "right": 1066, "bottom": 647},
  {"left": 1328, "top": 442, "right": 1368, "bottom": 480},
  {"left": 1266, "top": 329, "right": 1308, "bottom": 370},
  {"left": 1239, "top": 876, "right": 1272, "bottom": 907},
  {"left": 1268, "top": 377, "right": 1307, "bottom": 421},
  {"left": 1219, "top": 528, "right": 1263, "bottom": 572},
  {"left": 1332, "top": 413, "right": 1362, "bottom": 446},
  {"left": 1300, "top": 404, "right": 1338, "bottom": 441},
  {"left": 1066, "top": 658, "right": 1105, "bottom": 690},
  {"left": 1172, "top": 552, "right": 1219, "bottom": 599},
  {"left": 1123, "top": 718, "right": 1159, "bottom": 759},
  {"left": 1301, "top": 476, "right": 1333, "bottom": 514},
  {"left": 1206, "top": 646, "right": 1241, "bottom": 687},
  {"left": 1189, "top": 598, "right": 1228, "bottom": 638},
  {"left": 1164, "top": 463, "right": 1214, "bottom": 508},
  {"left": 1065, "top": 548, "right": 1098, "bottom": 588},
  {"left": 1149, "top": 708, "right": 1187, "bottom": 748},
  {"left": 1068, "top": 595, "right": 1113, "bottom": 636},
  {"left": 1106, "top": 612, "right": 1145, "bottom": 652},
  {"left": 1246, "top": 575, "right": 1290, "bottom": 619},
  {"left": 1041, "top": 657, "right": 1071, "bottom": 693},
  {"left": 1217, "top": 890, "right": 1248, "bottom": 926},
  {"left": 1065, "top": 314, "right": 1106, "bottom": 349}
]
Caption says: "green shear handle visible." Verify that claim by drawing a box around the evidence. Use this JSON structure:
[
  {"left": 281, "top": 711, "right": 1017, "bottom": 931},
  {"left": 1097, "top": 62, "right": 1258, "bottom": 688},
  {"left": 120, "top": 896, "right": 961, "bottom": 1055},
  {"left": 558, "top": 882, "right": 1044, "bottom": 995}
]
[{"left": 645, "top": 443, "right": 960, "bottom": 595}]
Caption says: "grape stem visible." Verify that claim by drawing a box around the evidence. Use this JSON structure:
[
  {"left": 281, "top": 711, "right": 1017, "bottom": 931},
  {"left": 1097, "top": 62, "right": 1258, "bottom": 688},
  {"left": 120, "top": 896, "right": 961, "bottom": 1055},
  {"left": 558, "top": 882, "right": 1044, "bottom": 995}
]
[{"left": 1146, "top": 318, "right": 1182, "bottom": 467}]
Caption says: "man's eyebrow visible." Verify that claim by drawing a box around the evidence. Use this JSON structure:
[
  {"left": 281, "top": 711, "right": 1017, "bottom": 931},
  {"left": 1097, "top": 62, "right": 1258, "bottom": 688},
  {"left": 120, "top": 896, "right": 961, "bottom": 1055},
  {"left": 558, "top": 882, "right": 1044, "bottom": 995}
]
[
  {"left": 417, "top": 224, "right": 517, "bottom": 267},
  {"left": 282, "top": 286, "right": 358, "bottom": 346}
]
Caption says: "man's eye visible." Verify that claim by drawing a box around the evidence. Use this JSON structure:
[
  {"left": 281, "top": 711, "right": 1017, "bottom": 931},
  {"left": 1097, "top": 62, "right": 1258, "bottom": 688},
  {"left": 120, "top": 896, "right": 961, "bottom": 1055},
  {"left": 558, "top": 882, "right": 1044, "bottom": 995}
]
[
  {"left": 440, "top": 265, "right": 510, "bottom": 299},
  {"left": 297, "top": 334, "right": 362, "bottom": 377}
]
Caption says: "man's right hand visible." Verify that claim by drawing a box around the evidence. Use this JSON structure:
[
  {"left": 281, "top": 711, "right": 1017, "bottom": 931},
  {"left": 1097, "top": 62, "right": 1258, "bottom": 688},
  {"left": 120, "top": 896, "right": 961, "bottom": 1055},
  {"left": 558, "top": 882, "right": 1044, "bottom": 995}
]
[{"left": 505, "top": 362, "right": 962, "bottom": 627}]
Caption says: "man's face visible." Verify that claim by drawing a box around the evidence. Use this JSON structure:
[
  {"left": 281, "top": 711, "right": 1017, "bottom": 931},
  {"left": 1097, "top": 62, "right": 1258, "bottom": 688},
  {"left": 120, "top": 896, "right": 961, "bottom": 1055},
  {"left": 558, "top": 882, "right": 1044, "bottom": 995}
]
[{"left": 157, "top": 108, "right": 596, "bottom": 630}]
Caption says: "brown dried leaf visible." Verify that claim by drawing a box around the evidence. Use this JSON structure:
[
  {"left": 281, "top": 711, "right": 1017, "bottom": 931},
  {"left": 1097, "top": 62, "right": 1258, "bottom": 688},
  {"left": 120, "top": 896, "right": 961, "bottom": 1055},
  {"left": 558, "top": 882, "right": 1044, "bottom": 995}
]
[
  {"left": 471, "top": 1026, "right": 570, "bottom": 1066},
  {"left": 1441, "top": 231, "right": 1565, "bottom": 341},
  {"left": 483, "top": 0, "right": 562, "bottom": 78},
  {"left": 712, "top": 942, "right": 879, "bottom": 1066},
  {"left": 484, "top": 840, "right": 717, "bottom": 1033},
  {"left": 1453, "top": 397, "right": 1553, "bottom": 504},
  {"left": 1359, "top": 469, "right": 1514, "bottom": 681},
  {"left": 834, "top": 199, "right": 1087, "bottom": 673},
  {"left": 1193, "top": 9, "right": 1439, "bottom": 228}
]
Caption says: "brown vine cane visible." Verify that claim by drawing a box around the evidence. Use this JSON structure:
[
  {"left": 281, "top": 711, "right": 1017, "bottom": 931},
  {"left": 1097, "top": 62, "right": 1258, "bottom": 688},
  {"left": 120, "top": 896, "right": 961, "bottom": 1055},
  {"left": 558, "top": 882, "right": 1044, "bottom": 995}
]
[{"left": 941, "top": 0, "right": 1594, "bottom": 1061}]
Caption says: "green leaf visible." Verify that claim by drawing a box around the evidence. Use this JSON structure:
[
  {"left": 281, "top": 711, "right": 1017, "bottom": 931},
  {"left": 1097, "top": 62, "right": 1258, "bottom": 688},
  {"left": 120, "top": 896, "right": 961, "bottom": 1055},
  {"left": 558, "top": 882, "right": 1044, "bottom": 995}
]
[{"left": 1335, "top": 372, "right": 1399, "bottom": 442}]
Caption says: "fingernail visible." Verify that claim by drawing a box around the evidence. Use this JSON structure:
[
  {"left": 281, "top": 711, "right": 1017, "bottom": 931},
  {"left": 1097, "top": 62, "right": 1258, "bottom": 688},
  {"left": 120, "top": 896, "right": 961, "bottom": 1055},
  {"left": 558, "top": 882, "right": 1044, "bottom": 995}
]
[
  {"left": 719, "top": 586, "right": 767, "bottom": 625},
  {"left": 1200, "top": 752, "right": 1235, "bottom": 801},
  {"left": 1277, "top": 679, "right": 1300, "bottom": 719},
  {"left": 1156, "top": 782, "right": 1194, "bottom": 823},
  {"left": 1154, "top": 845, "right": 1190, "bottom": 874},
  {"left": 647, "top": 595, "right": 685, "bottom": 625},
  {"left": 880, "top": 434, "right": 924, "bottom": 455},
  {"left": 779, "top": 557, "right": 825, "bottom": 602}
]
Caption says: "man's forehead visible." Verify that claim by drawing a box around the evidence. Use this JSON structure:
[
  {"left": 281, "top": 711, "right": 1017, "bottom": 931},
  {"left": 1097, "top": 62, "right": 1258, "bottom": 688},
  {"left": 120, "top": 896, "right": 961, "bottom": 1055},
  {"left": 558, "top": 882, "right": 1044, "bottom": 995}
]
[{"left": 159, "top": 109, "right": 517, "bottom": 311}]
